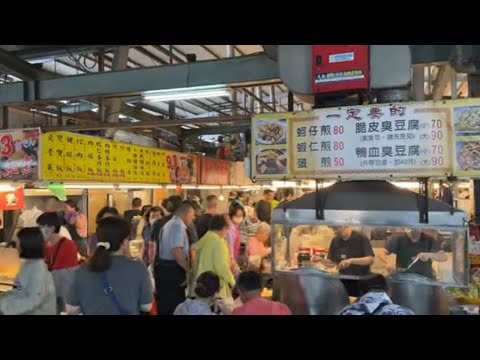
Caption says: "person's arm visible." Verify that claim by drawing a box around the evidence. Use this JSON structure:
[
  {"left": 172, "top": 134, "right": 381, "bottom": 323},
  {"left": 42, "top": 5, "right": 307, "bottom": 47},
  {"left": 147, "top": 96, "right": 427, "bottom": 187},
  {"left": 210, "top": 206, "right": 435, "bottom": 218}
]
[
  {"left": 138, "top": 263, "right": 153, "bottom": 313},
  {"left": 418, "top": 238, "right": 448, "bottom": 262},
  {"left": 317, "top": 239, "right": 338, "bottom": 268},
  {"left": 0, "top": 263, "right": 46, "bottom": 315},
  {"left": 339, "top": 234, "right": 375, "bottom": 269},
  {"left": 213, "top": 238, "right": 236, "bottom": 290},
  {"left": 339, "top": 256, "right": 374, "bottom": 269},
  {"left": 418, "top": 251, "right": 448, "bottom": 262},
  {"left": 378, "top": 237, "right": 398, "bottom": 273},
  {"left": 65, "top": 269, "right": 82, "bottom": 315},
  {"left": 171, "top": 247, "right": 189, "bottom": 272},
  {"left": 148, "top": 240, "right": 157, "bottom": 265}
]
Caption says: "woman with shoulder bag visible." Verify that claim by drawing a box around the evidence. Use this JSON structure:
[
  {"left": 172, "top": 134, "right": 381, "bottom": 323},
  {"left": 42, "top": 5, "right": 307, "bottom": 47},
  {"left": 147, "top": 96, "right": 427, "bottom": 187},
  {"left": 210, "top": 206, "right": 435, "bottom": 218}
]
[{"left": 37, "top": 212, "right": 79, "bottom": 314}]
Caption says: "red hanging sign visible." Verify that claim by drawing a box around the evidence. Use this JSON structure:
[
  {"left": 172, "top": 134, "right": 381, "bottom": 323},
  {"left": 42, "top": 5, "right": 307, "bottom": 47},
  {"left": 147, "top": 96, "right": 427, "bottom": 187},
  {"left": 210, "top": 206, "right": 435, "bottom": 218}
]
[{"left": 0, "top": 188, "right": 24, "bottom": 210}]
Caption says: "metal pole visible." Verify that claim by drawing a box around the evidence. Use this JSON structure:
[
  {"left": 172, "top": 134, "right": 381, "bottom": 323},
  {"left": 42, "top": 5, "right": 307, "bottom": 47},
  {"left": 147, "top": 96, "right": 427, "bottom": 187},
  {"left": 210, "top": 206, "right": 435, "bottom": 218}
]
[
  {"left": 269, "top": 85, "right": 276, "bottom": 112},
  {"left": 98, "top": 50, "right": 106, "bottom": 123},
  {"left": 288, "top": 91, "right": 294, "bottom": 112},
  {"left": 0, "top": 106, "right": 8, "bottom": 129},
  {"left": 254, "top": 87, "right": 262, "bottom": 113},
  {"left": 249, "top": 87, "right": 254, "bottom": 113},
  {"left": 451, "top": 68, "right": 457, "bottom": 99},
  {"left": 226, "top": 45, "right": 238, "bottom": 116},
  {"left": 412, "top": 66, "right": 425, "bottom": 101}
]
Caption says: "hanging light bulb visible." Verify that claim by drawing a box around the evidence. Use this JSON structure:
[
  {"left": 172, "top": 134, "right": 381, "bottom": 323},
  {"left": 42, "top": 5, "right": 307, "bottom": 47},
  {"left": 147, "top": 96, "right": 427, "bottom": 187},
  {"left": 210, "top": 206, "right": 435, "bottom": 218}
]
[{"left": 218, "top": 193, "right": 225, "bottom": 201}]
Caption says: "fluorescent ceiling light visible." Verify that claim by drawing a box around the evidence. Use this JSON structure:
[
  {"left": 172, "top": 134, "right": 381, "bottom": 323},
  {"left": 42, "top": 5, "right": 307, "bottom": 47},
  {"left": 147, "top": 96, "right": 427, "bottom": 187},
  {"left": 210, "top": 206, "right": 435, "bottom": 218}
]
[
  {"left": 143, "top": 85, "right": 230, "bottom": 102},
  {"left": 144, "top": 89, "right": 230, "bottom": 102},
  {"left": 180, "top": 126, "right": 191, "bottom": 130}
]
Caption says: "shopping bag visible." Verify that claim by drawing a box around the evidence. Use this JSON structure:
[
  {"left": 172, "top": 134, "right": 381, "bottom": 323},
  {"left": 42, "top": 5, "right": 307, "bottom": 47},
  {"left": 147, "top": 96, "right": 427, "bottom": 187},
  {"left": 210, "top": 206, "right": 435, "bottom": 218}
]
[{"left": 149, "top": 297, "right": 157, "bottom": 315}]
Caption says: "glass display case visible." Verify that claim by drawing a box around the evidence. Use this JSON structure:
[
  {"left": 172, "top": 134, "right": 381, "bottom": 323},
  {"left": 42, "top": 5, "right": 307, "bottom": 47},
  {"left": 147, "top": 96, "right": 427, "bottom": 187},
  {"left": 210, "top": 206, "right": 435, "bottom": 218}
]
[
  {"left": 271, "top": 181, "right": 469, "bottom": 315},
  {"left": 272, "top": 224, "right": 468, "bottom": 286}
]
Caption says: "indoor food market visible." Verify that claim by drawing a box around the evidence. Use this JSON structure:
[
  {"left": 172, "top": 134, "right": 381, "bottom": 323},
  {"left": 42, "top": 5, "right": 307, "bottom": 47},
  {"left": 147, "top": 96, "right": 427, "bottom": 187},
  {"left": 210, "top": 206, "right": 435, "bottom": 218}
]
[{"left": 0, "top": 45, "right": 479, "bottom": 315}]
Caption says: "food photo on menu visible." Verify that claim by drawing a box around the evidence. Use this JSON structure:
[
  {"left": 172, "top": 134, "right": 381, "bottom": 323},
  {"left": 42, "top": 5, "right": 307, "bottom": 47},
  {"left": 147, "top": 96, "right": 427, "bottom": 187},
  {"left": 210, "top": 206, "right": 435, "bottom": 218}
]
[
  {"left": 454, "top": 106, "right": 480, "bottom": 135},
  {"left": 256, "top": 149, "right": 288, "bottom": 175},
  {"left": 456, "top": 141, "right": 480, "bottom": 171},
  {"left": 255, "top": 119, "right": 287, "bottom": 146}
]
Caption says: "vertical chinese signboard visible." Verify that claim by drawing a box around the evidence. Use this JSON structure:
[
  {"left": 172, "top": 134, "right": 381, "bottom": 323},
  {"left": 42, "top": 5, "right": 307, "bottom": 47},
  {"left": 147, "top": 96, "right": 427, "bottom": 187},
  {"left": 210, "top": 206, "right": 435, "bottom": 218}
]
[
  {"left": 252, "top": 100, "right": 465, "bottom": 180},
  {"left": 0, "top": 128, "right": 40, "bottom": 181}
]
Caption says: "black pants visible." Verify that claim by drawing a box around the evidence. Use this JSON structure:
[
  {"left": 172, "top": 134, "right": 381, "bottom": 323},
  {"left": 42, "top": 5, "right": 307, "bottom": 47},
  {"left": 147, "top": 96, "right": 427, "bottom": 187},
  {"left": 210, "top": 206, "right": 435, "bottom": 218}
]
[{"left": 154, "top": 259, "right": 186, "bottom": 315}]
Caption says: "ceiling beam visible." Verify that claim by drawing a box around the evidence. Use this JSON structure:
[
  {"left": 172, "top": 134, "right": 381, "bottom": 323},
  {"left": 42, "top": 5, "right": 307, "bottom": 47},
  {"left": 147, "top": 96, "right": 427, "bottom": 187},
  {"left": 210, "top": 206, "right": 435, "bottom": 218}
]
[
  {"left": 43, "top": 114, "right": 251, "bottom": 132},
  {"left": 0, "top": 48, "right": 53, "bottom": 80},
  {"left": 9, "top": 45, "right": 122, "bottom": 62},
  {"left": 0, "top": 54, "right": 279, "bottom": 105},
  {"left": 151, "top": 46, "right": 185, "bottom": 63}
]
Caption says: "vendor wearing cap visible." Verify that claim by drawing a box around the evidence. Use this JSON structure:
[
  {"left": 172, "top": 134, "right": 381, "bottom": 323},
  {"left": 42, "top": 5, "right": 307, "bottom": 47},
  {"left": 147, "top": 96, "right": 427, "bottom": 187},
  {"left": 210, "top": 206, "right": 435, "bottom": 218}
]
[
  {"left": 315, "top": 226, "right": 374, "bottom": 276},
  {"left": 378, "top": 228, "right": 447, "bottom": 279}
]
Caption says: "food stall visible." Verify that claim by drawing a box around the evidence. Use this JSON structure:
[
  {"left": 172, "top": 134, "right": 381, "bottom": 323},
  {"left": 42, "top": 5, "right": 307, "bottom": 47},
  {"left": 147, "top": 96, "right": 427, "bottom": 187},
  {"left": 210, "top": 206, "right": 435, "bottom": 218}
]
[
  {"left": 271, "top": 180, "right": 469, "bottom": 315},
  {"left": 249, "top": 99, "right": 480, "bottom": 315}
]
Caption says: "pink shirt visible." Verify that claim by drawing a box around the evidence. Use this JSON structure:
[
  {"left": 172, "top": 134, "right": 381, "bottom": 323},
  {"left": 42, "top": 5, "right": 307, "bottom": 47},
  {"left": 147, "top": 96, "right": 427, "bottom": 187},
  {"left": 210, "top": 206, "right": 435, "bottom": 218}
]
[
  {"left": 226, "top": 222, "right": 241, "bottom": 261},
  {"left": 232, "top": 298, "right": 292, "bottom": 315},
  {"left": 246, "top": 236, "right": 270, "bottom": 258}
]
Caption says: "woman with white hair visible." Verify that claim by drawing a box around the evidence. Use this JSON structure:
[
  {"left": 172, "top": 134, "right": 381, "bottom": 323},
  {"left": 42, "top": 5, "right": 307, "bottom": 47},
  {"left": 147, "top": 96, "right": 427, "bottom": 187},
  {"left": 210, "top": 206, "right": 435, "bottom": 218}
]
[{"left": 246, "top": 222, "right": 271, "bottom": 272}]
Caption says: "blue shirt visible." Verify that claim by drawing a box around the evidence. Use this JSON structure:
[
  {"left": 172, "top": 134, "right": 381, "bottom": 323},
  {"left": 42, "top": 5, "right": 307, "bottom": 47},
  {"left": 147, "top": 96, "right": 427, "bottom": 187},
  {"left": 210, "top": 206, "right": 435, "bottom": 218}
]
[
  {"left": 339, "top": 291, "right": 415, "bottom": 315},
  {"left": 158, "top": 216, "right": 189, "bottom": 260}
]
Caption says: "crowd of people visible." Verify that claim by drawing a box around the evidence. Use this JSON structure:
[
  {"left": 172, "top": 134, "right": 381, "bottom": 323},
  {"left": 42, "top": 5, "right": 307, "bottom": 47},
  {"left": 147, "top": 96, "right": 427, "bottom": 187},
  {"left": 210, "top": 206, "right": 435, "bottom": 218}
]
[
  {"left": 0, "top": 187, "right": 414, "bottom": 315},
  {"left": 0, "top": 190, "right": 294, "bottom": 315}
]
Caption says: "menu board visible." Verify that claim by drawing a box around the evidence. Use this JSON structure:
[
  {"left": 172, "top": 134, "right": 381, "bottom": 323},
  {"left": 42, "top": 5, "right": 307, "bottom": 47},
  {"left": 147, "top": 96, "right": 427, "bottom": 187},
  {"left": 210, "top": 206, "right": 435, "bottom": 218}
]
[
  {"left": 252, "top": 100, "right": 467, "bottom": 180},
  {"left": 0, "top": 128, "right": 40, "bottom": 181},
  {"left": 41, "top": 132, "right": 197, "bottom": 184}
]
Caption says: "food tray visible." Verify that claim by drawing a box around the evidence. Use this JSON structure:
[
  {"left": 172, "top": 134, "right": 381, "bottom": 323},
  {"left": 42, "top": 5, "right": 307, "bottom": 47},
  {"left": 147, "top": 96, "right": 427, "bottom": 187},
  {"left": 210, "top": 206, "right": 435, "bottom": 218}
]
[{"left": 456, "top": 296, "right": 480, "bottom": 305}]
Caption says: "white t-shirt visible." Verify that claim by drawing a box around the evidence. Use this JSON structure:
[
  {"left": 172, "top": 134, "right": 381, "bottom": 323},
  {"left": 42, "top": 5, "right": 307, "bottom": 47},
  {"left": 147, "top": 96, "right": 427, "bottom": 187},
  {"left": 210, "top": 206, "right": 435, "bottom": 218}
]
[{"left": 59, "top": 226, "right": 72, "bottom": 240}]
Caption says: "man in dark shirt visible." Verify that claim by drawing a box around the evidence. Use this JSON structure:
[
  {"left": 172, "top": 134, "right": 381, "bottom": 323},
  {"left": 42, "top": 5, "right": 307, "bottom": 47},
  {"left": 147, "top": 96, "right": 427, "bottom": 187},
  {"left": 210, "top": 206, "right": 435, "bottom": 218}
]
[
  {"left": 378, "top": 229, "right": 447, "bottom": 279},
  {"left": 124, "top": 198, "right": 142, "bottom": 227},
  {"left": 316, "top": 226, "right": 374, "bottom": 276},
  {"left": 255, "top": 189, "right": 274, "bottom": 224},
  {"left": 195, "top": 195, "right": 218, "bottom": 239}
]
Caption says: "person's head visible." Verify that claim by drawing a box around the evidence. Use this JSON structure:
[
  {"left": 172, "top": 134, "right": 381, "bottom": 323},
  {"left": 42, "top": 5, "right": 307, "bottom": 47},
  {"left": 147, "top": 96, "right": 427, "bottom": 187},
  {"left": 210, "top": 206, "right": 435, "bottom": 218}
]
[
  {"left": 140, "top": 205, "right": 152, "bottom": 217},
  {"left": 147, "top": 206, "right": 162, "bottom": 225},
  {"left": 263, "top": 189, "right": 275, "bottom": 202},
  {"left": 36, "top": 212, "right": 62, "bottom": 240},
  {"left": 405, "top": 228, "right": 422, "bottom": 242},
  {"left": 191, "top": 201, "right": 202, "bottom": 218},
  {"left": 18, "top": 227, "right": 44, "bottom": 259},
  {"left": 88, "top": 217, "right": 130, "bottom": 273},
  {"left": 64, "top": 199, "right": 79, "bottom": 212},
  {"left": 229, "top": 203, "right": 246, "bottom": 225},
  {"left": 192, "top": 195, "right": 202, "bottom": 204},
  {"left": 237, "top": 191, "right": 245, "bottom": 204},
  {"left": 176, "top": 201, "right": 195, "bottom": 226},
  {"left": 358, "top": 274, "right": 389, "bottom": 296},
  {"left": 131, "top": 197, "right": 142, "bottom": 210},
  {"left": 209, "top": 214, "right": 229, "bottom": 238},
  {"left": 337, "top": 226, "right": 352, "bottom": 240},
  {"left": 194, "top": 271, "right": 221, "bottom": 300},
  {"left": 236, "top": 271, "right": 262, "bottom": 303},
  {"left": 96, "top": 206, "right": 119, "bottom": 224},
  {"left": 254, "top": 222, "right": 271, "bottom": 243},
  {"left": 205, "top": 195, "right": 218, "bottom": 214},
  {"left": 164, "top": 195, "right": 183, "bottom": 214},
  {"left": 283, "top": 188, "right": 295, "bottom": 202}
]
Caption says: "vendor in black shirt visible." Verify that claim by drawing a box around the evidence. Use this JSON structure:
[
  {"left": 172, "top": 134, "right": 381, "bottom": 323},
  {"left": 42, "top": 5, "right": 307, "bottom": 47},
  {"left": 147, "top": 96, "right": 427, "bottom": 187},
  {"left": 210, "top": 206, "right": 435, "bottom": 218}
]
[
  {"left": 315, "top": 227, "right": 374, "bottom": 276},
  {"left": 378, "top": 229, "right": 447, "bottom": 279}
]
